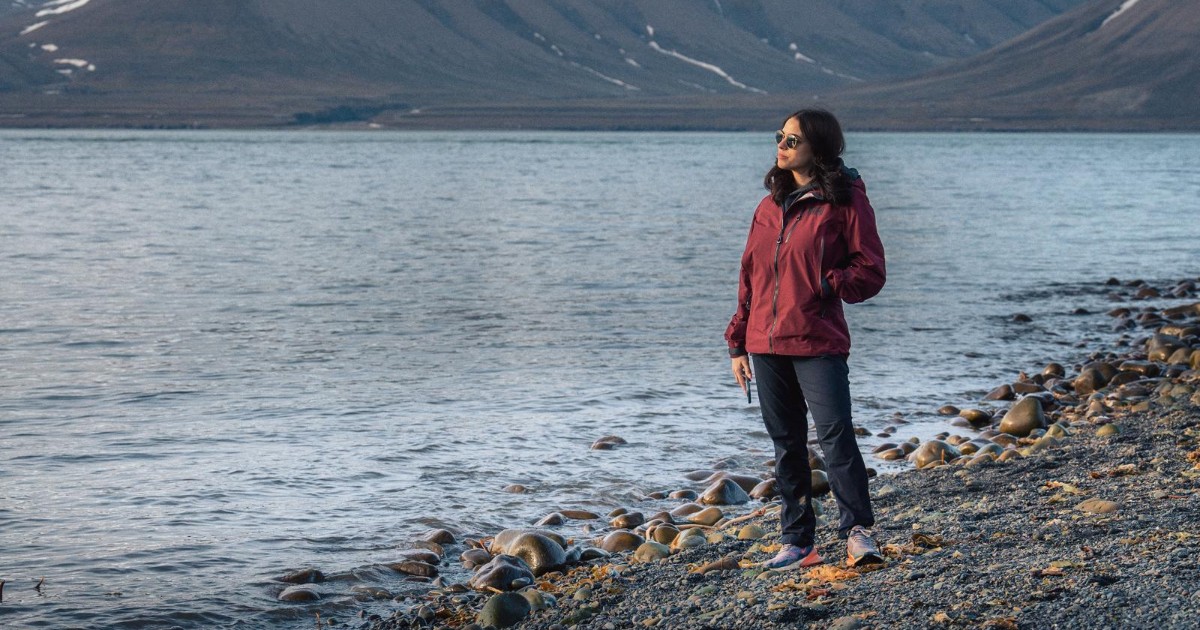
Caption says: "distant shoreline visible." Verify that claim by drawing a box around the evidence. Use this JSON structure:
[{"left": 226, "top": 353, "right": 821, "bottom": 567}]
[{"left": 1, "top": 96, "right": 1196, "bottom": 133}]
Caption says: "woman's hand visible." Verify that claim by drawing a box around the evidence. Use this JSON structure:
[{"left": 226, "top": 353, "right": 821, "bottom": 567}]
[{"left": 731, "top": 355, "right": 753, "bottom": 393}]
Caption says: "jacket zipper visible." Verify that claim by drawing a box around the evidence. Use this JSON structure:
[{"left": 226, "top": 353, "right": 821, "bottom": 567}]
[
  {"left": 769, "top": 191, "right": 822, "bottom": 351},
  {"left": 818, "top": 239, "right": 827, "bottom": 319}
]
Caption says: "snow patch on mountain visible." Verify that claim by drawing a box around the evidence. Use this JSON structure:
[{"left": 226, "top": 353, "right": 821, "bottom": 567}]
[
  {"left": 36, "top": 0, "right": 89, "bottom": 18},
  {"left": 647, "top": 41, "right": 765, "bottom": 93},
  {"left": 571, "top": 62, "right": 638, "bottom": 90},
  {"left": 1101, "top": 0, "right": 1142, "bottom": 28},
  {"left": 20, "top": 19, "right": 48, "bottom": 34}
]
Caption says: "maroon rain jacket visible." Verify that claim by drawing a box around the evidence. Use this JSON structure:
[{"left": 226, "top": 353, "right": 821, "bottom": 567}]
[{"left": 725, "top": 173, "right": 885, "bottom": 358}]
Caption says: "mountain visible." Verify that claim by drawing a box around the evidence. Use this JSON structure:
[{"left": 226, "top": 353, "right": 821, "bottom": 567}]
[
  {"left": 0, "top": 0, "right": 1142, "bottom": 129},
  {"left": 827, "top": 0, "right": 1200, "bottom": 130}
]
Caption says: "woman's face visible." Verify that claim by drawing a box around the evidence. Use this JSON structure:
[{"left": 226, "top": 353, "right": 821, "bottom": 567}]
[{"left": 775, "top": 116, "right": 814, "bottom": 176}]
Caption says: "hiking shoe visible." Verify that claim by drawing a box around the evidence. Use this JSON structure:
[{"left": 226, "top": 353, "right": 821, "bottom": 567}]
[
  {"left": 762, "top": 544, "right": 823, "bottom": 570},
  {"left": 846, "top": 525, "right": 884, "bottom": 566}
]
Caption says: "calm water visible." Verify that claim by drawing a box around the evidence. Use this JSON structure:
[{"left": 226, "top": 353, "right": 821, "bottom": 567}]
[{"left": 1, "top": 130, "right": 1197, "bottom": 627}]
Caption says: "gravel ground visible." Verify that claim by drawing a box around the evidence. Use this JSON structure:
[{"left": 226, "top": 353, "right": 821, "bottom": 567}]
[{"left": 356, "top": 291, "right": 1200, "bottom": 630}]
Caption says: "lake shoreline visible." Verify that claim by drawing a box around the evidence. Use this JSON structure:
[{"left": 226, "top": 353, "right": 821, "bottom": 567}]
[{"left": 355, "top": 282, "right": 1200, "bottom": 629}]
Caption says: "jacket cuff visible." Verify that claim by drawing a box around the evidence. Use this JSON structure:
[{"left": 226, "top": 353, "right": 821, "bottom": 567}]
[
  {"left": 729, "top": 346, "right": 748, "bottom": 358},
  {"left": 821, "top": 276, "right": 832, "bottom": 298}
]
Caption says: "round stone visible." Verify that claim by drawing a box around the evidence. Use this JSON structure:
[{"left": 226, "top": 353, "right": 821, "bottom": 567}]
[
  {"left": 910, "top": 440, "right": 962, "bottom": 469},
  {"left": 610, "top": 512, "right": 645, "bottom": 529},
  {"left": 699, "top": 478, "right": 750, "bottom": 505},
  {"left": 278, "top": 568, "right": 324, "bottom": 584},
  {"left": 749, "top": 478, "right": 778, "bottom": 500},
  {"left": 600, "top": 530, "right": 644, "bottom": 553},
  {"left": 478, "top": 592, "right": 532, "bottom": 628},
  {"left": 559, "top": 509, "right": 601, "bottom": 520},
  {"left": 669, "top": 503, "right": 704, "bottom": 518},
  {"left": 983, "top": 384, "right": 1015, "bottom": 401},
  {"left": 278, "top": 585, "right": 320, "bottom": 602},
  {"left": 633, "top": 541, "right": 671, "bottom": 562},
  {"left": 424, "top": 529, "right": 456, "bottom": 544},
  {"left": 937, "top": 405, "right": 960, "bottom": 416},
  {"left": 669, "top": 489, "right": 698, "bottom": 500},
  {"left": 506, "top": 533, "right": 566, "bottom": 577},
  {"left": 535, "top": 512, "right": 564, "bottom": 526},
  {"left": 998, "top": 397, "right": 1047, "bottom": 438},
  {"left": 1095, "top": 423, "right": 1121, "bottom": 437},
  {"left": 468, "top": 555, "right": 534, "bottom": 592},
  {"left": 737, "top": 524, "right": 767, "bottom": 540},
  {"left": 811, "top": 469, "right": 831, "bottom": 496},
  {"left": 670, "top": 527, "right": 708, "bottom": 551},
  {"left": 649, "top": 524, "right": 680, "bottom": 545},
  {"left": 687, "top": 506, "right": 725, "bottom": 526}
]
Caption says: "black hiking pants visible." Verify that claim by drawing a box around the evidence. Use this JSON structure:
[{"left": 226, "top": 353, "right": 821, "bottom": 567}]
[{"left": 752, "top": 353, "right": 874, "bottom": 547}]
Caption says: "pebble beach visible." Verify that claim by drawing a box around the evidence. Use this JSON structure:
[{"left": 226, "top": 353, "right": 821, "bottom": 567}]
[{"left": 282, "top": 277, "right": 1200, "bottom": 630}]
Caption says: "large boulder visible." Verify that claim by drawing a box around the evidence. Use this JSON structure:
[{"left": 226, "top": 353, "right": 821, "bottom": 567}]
[
  {"left": 506, "top": 532, "right": 566, "bottom": 577},
  {"left": 998, "top": 397, "right": 1047, "bottom": 438}
]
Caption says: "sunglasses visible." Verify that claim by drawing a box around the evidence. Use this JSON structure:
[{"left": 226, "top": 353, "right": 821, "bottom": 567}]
[{"left": 775, "top": 131, "right": 805, "bottom": 150}]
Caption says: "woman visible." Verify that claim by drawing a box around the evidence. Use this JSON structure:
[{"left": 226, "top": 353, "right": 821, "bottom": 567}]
[{"left": 725, "top": 109, "right": 886, "bottom": 569}]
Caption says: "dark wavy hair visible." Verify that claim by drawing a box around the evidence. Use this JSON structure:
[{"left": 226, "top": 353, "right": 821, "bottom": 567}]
[{"left": 764, "top": 108, "right": 853, "bottom": 207}]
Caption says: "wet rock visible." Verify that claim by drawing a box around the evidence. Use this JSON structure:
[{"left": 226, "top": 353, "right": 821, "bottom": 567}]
[
  {"left": 535, "top": 512, "right": 564, "bottom": 526},
  {"left": 688, "top": 506, "right": 725, "bottom": 526},
  {"left": 1167, "top": 347, "right": 1193, "bottom": 365},
  {"left": 669, "top": 503, "right": 704, "bottom": 518},
  {"left": 649, "top": 524, "right": 680, "bottom": 545},
  {"left": 507, "top": 533, "right": 566, "bottom": 577},
  {"left": 699, "top": 478, "right": 750, "bottom": 505},
  {"left": 351, "top": 584, "right": 392, "bottom": 600},
  {"left": 424, "top": 529, "right": 456, "bottom": 545},
  {"left": 1043, "top": 363, "right": 1066, "bottom": 378},
  {"left": 611, "top": 512, "right": 645, "bottom": 529},
  {"left": 669, "top": 489, "right": 698, "bottom": 500},
  {"left": 998, "top": 397, "right": 1047, "bottom": 438},
  {"left": 910, "top": 440, "right": 962, "bottom": 469},
  {"left": 600, "top": 530, "right": 644, "bottom": 553},
  {"left": 502, "top": 484, "right": 529, "bottom": 493},
  {"left": 750, "top": 478, "right": 779, "bottom": 500},
  {"left": 387, "top": 560, "right": 438, "bottom": 578},
  {"left": 984, "top": 384, "right": 1015, "bottom": 401},
  {"left": 491, "top": 529, "right": 566, "bottom": 555},
  {"left": 468, "top": 555, "right": 534, "bottom": 592},
  {"left": 278, "top": 568, "right": 324, "bottom": 584},
  {"left": 876, "top": 447, "right": 907, "bottom": 461},
  {"left": 399, "top": 549, "right": 441, "bottom": 565},
  {"left": 478, "top": 592, "right": 532, "bottom": 628},
  {"left": 461, "top": 548, "right": 492, "bottom": 569},
  {"left": 278, "top": 584, "right": 320, "bottom": 602},
  {"left": 559, "top": 509, "right": 600, "bottom": 520},
  {"left": 634, "top": 541, "right": 671, "bottom": 562},
  {"left": 937, "top": 404, "right": 960, "bottom": 415},
  {"left": 579, "top": 548, "right": 609, "bottom": 562},
  {"left": 1012, "top": 381, "right": 1046, "bottom": 395},
  {"left": 1074, "top": 368, "right": 1110, "bottom": 396}
]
